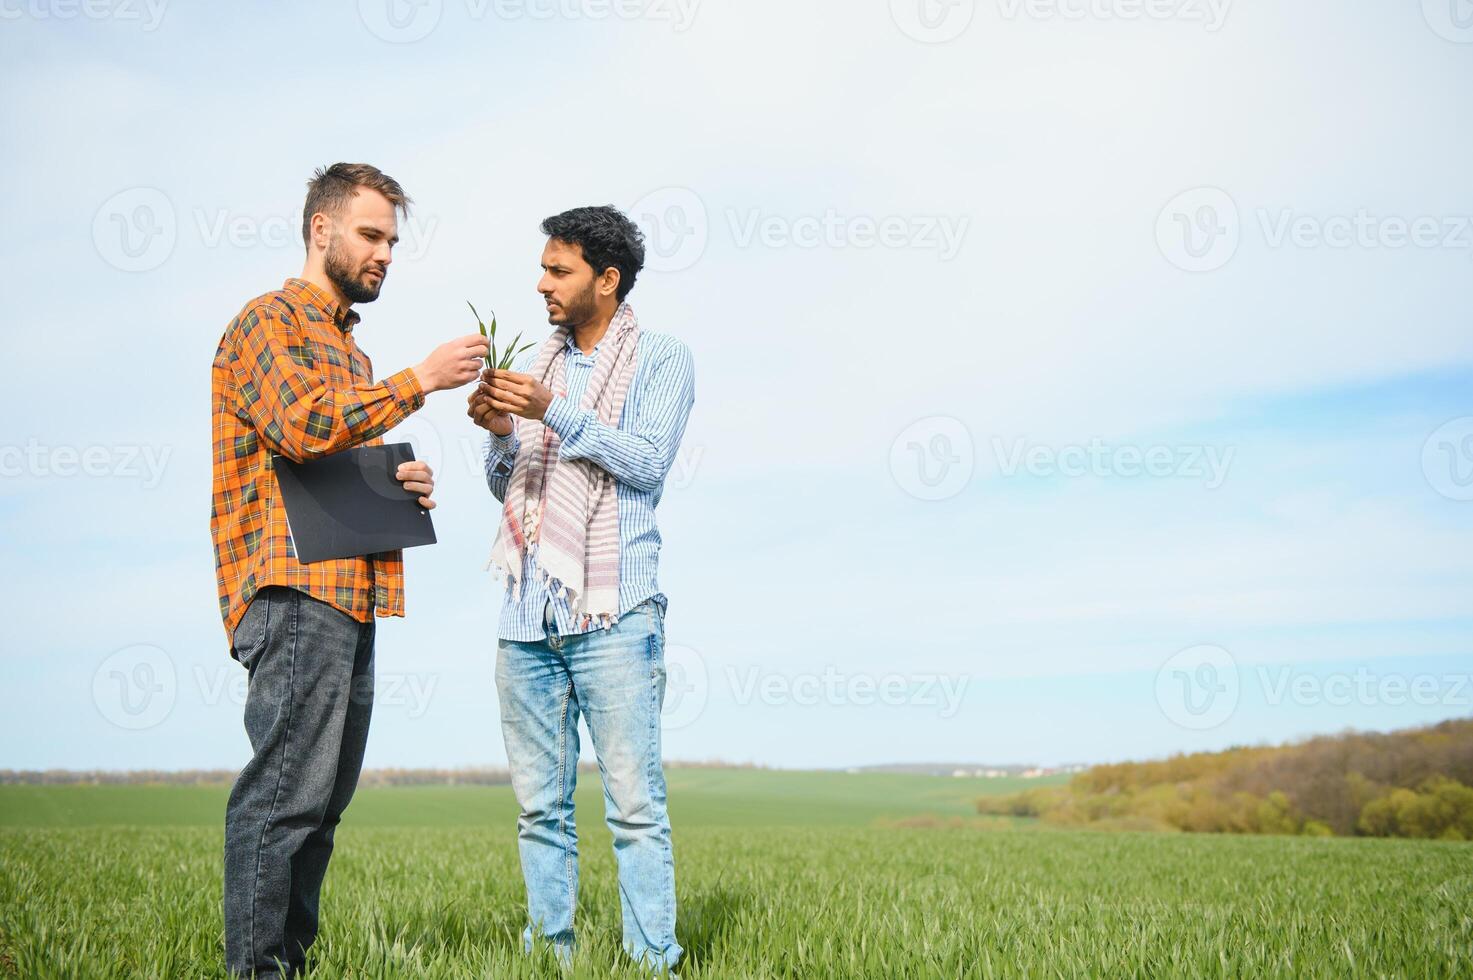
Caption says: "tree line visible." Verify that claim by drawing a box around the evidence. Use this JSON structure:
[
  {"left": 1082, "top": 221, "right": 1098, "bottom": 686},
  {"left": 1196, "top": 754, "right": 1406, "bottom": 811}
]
[{"left": 977, "top": 718, "right": 1473, "bottom": 839}]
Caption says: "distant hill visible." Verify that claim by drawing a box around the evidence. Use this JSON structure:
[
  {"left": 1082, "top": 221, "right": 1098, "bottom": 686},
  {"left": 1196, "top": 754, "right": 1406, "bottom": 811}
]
[
  {"left": 842, "top": 763, "right": 1088, "bottom": 778},
  {"left": 978, "top": 718, "right": 1473, "bottom": 839}
]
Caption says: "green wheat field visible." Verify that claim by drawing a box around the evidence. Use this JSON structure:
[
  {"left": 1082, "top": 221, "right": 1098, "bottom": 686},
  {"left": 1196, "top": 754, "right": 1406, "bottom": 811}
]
[{"left": 2, "top": 770, "right": 1470, "bottom": 978}]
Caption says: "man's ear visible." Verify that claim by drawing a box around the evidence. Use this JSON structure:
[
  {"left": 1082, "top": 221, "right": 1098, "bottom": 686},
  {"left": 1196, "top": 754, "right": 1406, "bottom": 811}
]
[
  {"left": 598, "top": 267, "right": 621, "bottom": 299},
  {"left": 309, "top": 211, "right": 332, "bottom": 253}
]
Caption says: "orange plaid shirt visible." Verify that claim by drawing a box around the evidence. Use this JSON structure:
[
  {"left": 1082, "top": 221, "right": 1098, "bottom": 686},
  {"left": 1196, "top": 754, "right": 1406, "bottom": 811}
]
[{"left": 210, "top": 278, "right": 425, "bottom": 650}]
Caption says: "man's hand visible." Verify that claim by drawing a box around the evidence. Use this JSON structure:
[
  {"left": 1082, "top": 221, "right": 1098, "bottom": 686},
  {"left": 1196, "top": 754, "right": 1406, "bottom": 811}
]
[
  {"left": 486, "top": 369, "right": 554, "bottom": 421},
  {"left": 414, "top": 335, "right": 490, "bottom": 393},
  {"left": 396, "top": 460, "right": 436, "bottom": 510},
  {"left": 467, "top": 369, "right": 515, "bottom": 437}
]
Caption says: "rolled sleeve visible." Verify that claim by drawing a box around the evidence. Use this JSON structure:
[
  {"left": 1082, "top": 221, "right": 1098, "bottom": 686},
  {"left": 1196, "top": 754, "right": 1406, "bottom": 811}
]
[
  {"left": 386, "top": 366, "right": 427, "bottom": 412},
  {"left": 540, "top": 393, "right": 585, "bottom": 445},
  {"left": 484, "top": 429, "right": 520, "bottom": 500},
  {"left": 538, "top": 339, "right": 694, "bottom": 492}
]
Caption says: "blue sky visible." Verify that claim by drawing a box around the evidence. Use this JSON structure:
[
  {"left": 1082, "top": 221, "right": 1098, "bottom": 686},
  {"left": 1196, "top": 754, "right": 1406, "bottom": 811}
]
[{"left": 1, "top": 0, "right": 1470, "bottom": 771}]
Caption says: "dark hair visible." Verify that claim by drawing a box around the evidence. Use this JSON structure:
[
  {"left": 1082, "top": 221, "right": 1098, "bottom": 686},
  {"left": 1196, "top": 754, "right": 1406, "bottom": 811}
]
[
  {"left": 540, "top": 205, "right": 646, "bottom": 301},
  {"left": 302, "top": 163, "right": 411, "bottom": 249}
]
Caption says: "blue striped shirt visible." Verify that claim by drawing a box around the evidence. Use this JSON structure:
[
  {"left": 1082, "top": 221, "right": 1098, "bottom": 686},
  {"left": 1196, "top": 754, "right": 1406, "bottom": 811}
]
[{"left": 484, "top": 326, "right": 695, "bottom": 641}]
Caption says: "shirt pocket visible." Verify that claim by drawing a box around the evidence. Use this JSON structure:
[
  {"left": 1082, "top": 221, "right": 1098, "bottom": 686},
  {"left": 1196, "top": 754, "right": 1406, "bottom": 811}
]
[{"left": 302, "top": 335, "right": 348, "bottom": 375}]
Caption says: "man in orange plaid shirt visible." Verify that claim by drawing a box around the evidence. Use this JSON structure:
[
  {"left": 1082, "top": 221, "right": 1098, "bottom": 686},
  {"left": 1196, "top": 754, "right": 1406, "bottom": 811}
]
[{"left": 210, "top": 163, "right": 487, "bottom": 979}]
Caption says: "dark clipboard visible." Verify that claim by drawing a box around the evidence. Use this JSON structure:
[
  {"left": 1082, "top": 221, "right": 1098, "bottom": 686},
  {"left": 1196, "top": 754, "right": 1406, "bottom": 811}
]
[{"left": 271, "top": 443, "right": 437, "bottom": 563}]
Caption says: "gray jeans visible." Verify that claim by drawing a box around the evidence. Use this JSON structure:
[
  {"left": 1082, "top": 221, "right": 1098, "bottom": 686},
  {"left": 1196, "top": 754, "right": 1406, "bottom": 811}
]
[{"left": 223, "top": 586, "right": 375, "bottom": 978}]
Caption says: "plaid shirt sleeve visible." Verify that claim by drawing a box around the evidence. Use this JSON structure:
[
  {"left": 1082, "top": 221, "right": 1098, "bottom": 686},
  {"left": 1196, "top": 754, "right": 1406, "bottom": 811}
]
[{"left": 227, "top": 302, "right": 425, "bottom": 461}]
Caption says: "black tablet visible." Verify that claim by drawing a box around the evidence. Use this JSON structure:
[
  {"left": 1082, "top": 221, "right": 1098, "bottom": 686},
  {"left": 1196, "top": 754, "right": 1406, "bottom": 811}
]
[{"left": 272, "top": 443, "right": 437, "bottom": 563}]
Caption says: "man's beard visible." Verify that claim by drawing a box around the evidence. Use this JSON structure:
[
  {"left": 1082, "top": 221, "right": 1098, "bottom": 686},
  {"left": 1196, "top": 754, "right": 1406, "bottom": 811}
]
[
  {"left": 549, "top": 281, "right": 597, "bottom": 326},
  {"left": 324, "top": 240, "right": 384, "bottom": 304}
]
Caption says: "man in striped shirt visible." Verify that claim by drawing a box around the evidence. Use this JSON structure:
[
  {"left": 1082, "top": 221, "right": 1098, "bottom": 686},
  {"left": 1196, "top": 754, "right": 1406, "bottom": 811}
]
[{"left": 467, "top": 206, "right": 695, "bottom": 973}]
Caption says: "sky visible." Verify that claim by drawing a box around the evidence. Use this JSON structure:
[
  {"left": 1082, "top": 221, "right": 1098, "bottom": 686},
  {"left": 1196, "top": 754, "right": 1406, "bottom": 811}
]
[{"left": 1, "top": 0, "right": 1470, "bottom": 772}]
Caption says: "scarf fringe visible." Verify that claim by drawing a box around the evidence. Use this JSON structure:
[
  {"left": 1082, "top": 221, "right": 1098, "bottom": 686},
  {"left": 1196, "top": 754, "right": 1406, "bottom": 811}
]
[{"left": 487, "top": 544, "right": 619, "bottom": 632}]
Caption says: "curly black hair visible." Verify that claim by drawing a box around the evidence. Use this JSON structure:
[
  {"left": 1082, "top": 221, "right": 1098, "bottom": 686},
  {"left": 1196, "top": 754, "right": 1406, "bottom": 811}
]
[{"left": 540, "top": 205, "right": 646, "bottom": 301}]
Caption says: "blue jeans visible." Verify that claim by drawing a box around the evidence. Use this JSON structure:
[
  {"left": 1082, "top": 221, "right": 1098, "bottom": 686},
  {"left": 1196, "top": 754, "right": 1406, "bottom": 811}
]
[
  {"left": 223, "top": 586, "right": 375, "bottom": 978},
  {"left": 496, "top": 597, "right": 681, "bottom": 972}
]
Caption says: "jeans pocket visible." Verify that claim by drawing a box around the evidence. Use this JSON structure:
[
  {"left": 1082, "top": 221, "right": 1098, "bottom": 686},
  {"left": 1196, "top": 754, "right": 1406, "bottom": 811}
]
[
  {"left": 646, "top": 606, "right": 666, "bottom": 679},
  {"left": 231, "top": 588, "right": 275, "bottom": 670}
]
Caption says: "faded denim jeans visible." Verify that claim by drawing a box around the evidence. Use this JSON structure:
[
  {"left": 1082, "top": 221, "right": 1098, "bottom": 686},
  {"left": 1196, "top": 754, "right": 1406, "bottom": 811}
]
[
  {"left": 496, "top": 597, "right": 681, "bottom": 972},
  {"left": 223, "top": 586, "right": 375, "bottom": 978}
]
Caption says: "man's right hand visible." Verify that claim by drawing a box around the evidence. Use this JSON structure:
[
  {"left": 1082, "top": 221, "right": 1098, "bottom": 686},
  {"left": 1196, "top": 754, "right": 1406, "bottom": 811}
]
[
  {"left": 468, "top": 371, "right": 515, "bottom": 436},
  {"left": 414, "top": 335, "right": 490, "bottom": 393}
]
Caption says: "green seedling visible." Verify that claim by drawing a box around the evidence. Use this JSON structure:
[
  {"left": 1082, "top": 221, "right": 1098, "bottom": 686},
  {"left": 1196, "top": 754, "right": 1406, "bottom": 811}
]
[{"left": 467, "top": 300, "right": 534, "bottom": 374}]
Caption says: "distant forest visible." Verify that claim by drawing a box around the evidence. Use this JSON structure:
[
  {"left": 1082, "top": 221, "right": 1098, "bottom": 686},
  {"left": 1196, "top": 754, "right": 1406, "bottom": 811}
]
[{"left": 978, "top": 718, "right": 1473, "bottom": 839}]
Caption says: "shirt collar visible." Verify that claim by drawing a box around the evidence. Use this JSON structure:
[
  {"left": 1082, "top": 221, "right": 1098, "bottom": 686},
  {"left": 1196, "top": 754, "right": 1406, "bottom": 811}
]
[
  {"left": 283, "top": 278, "right": 361, "bottom": 333},
  {"left": 563, "top": 333, "right": 593, "bottom": 357},
  {"left": 561, "top": 302, "right": 629, "bottom": 355}
]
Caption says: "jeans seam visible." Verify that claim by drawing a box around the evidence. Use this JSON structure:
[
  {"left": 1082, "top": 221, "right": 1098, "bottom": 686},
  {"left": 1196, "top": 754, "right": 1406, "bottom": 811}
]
[
  {"left": 647, "top": 625, "right": 675, "bottom": 946},
  {"left": 249, "top": 588, "right": 297, "bottom": 970},
  {"left": 557, "top": 674, "right": 576, "bottom": 936},
  {"left": 647, "top": 603, "right": 659, "bottom": 678}
]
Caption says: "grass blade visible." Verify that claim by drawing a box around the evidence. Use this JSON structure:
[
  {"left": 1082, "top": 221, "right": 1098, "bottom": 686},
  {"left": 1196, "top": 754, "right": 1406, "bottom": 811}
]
[
  {"left": 467, "top": 300, "right": 495, "bottom": 371},
  {"left": 498, "top": 332, "right": 525, "bottom": 371}
]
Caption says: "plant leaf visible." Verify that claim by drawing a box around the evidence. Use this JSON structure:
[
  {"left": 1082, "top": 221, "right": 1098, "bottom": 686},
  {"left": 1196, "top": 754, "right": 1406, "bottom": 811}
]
[
  {"left": 498, "top": 332, "right": 525, "bottom": 370},
  {"left": 502, "top": 342, "right": 534, "bottom": 371},
  {"left": 467, "top": 301, "right": 493, "bottom": 370}
]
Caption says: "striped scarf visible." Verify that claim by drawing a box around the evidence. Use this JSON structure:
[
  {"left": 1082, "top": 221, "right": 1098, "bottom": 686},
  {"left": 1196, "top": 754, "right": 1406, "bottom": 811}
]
[{"left": 487, "top": 302, "right": 641, "bottom": 631}]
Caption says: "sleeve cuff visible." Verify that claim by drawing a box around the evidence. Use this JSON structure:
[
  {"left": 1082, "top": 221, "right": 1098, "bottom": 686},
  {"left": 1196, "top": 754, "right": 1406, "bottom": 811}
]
[
  {"left": 540, "top": 394, "right": 584, "bottom": 441},
  {"left": 386, "top": 367, "right": 426, "bottom": 410},
  {"left": 487, "top": 429, "right": 516, "bottom": 476}
]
